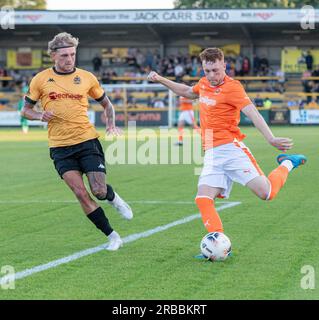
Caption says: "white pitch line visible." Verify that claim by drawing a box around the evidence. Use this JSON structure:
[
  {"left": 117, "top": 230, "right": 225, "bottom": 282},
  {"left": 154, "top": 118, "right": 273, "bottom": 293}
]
[
  {"left": 0, "top": 201, "right": 241, "bottom": 285},
  {"left": 0, "top": 200, "right": 235, "bottom": 205}
]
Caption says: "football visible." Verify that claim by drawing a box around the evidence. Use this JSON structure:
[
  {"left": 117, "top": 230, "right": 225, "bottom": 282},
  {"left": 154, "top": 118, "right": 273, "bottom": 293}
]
[{"left": 200, "top": 232, "right": 232, "bottom": 261}]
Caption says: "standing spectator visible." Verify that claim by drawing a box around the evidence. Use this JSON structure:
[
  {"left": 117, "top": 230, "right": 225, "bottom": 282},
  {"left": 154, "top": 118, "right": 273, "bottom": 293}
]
[
  {"left": 259, "top": 56, "right": 269, "bottom": 76},
  {"left": 174, "top": 61, "right": 185, "bottom": 82},
  {"left": 253, "top": 54, "right": 260, "bottom": 75},
  {"left": 235, "top": 55, "right": 243, "bottom": 76},
  {"left": 242, "top": 56, "right": 250, "bottom": 76},
  {"left": 312, "top": 65, "right": 319, "bottom": 84},
  {"left": 145, "top": 50, "right": 154, "bottom": 69},
  {"left": 305, "top": 51, "right": 314, "bottom": 71},
  {"left": 92, "top": 54, "right": 102, "bottom": 73}
]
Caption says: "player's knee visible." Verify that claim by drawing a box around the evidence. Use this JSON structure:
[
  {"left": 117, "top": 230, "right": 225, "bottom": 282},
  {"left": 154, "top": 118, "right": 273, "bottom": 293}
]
[
  {"left": 256, "top": 188, "right": 269, "bottom": 200},
  {"left": 92, "top": 186, "right": 107, "bottom": 200}
]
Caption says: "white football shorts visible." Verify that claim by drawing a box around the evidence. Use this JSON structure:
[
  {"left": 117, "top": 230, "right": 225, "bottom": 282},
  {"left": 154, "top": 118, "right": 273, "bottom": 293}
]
[
  {"left": 198, "top": 140, "right": 264, "bottom": 199},
  {"left": 178, "top": 110, "right": 195, "bottom": 125}
]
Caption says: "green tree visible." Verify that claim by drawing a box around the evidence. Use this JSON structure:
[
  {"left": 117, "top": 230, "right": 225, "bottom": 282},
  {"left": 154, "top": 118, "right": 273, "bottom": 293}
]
[
  {"left": 0, "top": 0, "right": 46, "bottom": 9},
  {"left": 174, "top": 0, "right": 318, "bottom": 9}
]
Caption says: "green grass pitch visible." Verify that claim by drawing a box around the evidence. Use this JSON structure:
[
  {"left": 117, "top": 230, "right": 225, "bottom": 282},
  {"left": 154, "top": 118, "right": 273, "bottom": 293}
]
[{"left": 0, "top": 126, "right": 318, "bottom": 300}]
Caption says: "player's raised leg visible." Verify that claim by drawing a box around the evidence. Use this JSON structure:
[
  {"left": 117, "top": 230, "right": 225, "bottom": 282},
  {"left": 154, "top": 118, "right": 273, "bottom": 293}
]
[
  {"left": 195, "top": 185, "right": 224, "bottom": 233},
  {"left": 86, "top": 172, "right": 133, "bottom": 220},
  {"left": 62, "top": 170, "right": 123, "bottom": 251},
  {"left": 246, "top": 154, "right": 307, "bottom": 200}
]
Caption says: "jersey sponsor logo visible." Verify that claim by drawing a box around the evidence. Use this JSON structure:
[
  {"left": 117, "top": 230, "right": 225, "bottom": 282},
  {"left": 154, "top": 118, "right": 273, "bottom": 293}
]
[
  {"left": 48, "top": 91, "right": 83, "bottom": 100},
  {"left": 199, "top": 96, "right": 216, "bottom": 106},
  {"left": 73, "top": 76, "right": 81, "bottom": 84}
]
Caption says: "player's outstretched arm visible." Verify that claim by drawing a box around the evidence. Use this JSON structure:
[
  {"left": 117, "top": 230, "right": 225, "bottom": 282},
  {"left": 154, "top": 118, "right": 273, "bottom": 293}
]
[
  {"left": 242, "top": 104, "right": 293, "bottom": 152},
  {"left": 99, "top": 95, "right": 121, "bottom": 136},
  {"left": 147, "top": 71, "right": 198, "bottom": 99},
  {"left": 21, "top": 101, "right": 54, "bottom": 122}
]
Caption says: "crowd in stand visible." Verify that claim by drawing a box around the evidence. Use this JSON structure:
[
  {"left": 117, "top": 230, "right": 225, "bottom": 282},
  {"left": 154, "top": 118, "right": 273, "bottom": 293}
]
[
  {"left": 1, "top": 49, "right": 319, "bottom": 110},
  {"left": 94, "top": 50, "right": 277, "bottom": 84}
]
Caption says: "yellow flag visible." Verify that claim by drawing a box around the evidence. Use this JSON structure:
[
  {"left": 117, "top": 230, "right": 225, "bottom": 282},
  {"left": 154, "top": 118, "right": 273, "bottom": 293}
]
[
  {"left": 189, "top": 44, "right": 203, "bottom": 56},
  {"left": 221, "top": 44, "right": 241, "bottom": 56}
]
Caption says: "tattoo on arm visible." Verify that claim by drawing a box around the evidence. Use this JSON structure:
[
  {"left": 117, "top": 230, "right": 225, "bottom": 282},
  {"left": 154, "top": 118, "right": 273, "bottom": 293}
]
[
  {"left": 100, "top": 96, "right": 115, "bottom": 127},
  {"left": 21, "top": 101, "right": 42, "bottom": 120}
]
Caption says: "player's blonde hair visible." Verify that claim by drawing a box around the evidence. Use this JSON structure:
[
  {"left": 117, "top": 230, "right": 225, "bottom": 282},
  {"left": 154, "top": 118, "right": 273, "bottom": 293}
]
[
  {"left": 48, "top": 32, "right": 79, "bottom": 55},
  {"left": 199, "top": 48, "right": 224, "bottom": 63}
]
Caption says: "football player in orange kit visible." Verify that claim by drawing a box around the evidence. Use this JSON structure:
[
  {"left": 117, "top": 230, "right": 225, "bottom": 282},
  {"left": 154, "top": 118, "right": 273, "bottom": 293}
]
[
  {"left": 176, "top": 95, "right": 200, "bottom": 146},
  {"left": 148, "top": 48, "right": 306, "bottom": 239}
]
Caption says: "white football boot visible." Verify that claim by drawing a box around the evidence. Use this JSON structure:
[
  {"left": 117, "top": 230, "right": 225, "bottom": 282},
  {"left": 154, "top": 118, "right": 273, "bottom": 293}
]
[
  {"left": 106, "top": 231, "right": 123, "bottom": 251},
  {"left": 108, "top": 192, "right": 133, "bottom": 220}
]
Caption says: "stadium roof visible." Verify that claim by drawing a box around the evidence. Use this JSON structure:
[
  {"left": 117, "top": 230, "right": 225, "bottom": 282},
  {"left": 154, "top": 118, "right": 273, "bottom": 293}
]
[{"left": 0, "top": 9, "right": 318, "bottom": 48}]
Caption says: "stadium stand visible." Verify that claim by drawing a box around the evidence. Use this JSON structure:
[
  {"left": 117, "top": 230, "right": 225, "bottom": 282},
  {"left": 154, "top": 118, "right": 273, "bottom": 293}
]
[{"left": 0, "top": 9, "right": 318, "bottom": 123}]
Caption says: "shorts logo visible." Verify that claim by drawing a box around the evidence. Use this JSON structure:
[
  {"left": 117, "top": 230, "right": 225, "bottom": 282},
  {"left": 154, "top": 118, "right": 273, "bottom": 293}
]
[
  {"left": 98, "top": 164, "right": 105, "bottom": 169},
  {"left": 199, "top": 96, "right": 216, "bottom": 106},
  {"left": 73, "top": 76, "right": 81, "bottom": 84},
  {"left": 48, "top": 92, "right": 83, "bottom": 100}
]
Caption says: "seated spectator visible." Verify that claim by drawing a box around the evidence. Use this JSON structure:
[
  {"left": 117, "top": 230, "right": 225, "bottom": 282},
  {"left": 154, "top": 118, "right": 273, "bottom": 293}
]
[
  {"left": 152, "top": 92, "right": 165, "bottom": 108},
  {"left": 112, "top": 89, "right": 123, "bottom": 105},
  {"left": 263, "top": 97, "right": 272, "bottom": 109},
  {"left": 298, "top": 99, "right": 306, "bottom": 111},
  {"left": 287, "top": 99, "right": 297, "bottom": 108},
  {"left": 254, "top": 94, "right": 264, "bottom": 108},
  {"left": 275, "top": 68, "right": 286, "bottom": 93},
  {"left": 307, "top": 97, "right": 319, "bottom": 109}
]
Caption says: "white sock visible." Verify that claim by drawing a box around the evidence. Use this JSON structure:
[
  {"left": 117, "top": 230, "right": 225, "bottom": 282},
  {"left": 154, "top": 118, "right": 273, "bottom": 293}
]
[
  {"left": 280, "top": 160, "right": 293, "bottom": 172},
  {"left": 108, "top": 230, "right": 120, "bottom": 240}
]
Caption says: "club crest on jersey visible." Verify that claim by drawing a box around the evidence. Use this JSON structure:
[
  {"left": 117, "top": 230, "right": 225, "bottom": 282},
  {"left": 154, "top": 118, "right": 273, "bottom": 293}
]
[
  {"left": 73, "top": 76, "right": 81, "bottom": 84},
  {"left": 214, "top": 88, "right": 222, "bottom": 95},
  {"left": 199, "top": 96, "right": 217, "bottom": 106}
]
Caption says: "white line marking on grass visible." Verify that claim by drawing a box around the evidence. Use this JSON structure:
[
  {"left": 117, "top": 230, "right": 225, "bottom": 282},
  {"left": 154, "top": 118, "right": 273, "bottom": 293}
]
[
  {"left": 0, "top": 200, "right": 235, "bottom": 205},
  {"left": 0, "top": 201, "right": 241, "bottom": 285}
]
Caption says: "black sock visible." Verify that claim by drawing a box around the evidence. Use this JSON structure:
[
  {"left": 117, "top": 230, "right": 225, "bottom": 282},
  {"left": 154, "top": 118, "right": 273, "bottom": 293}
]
[
  {"left": 87, "top": 207, "right": 113, "bottom": 237},
  {"left": 105, "top": 184, "right": 115, "bottom": 201}
]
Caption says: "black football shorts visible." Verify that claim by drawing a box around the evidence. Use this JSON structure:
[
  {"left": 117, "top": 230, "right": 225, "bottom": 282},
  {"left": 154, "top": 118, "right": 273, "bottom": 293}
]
[{"left": 49, "top": 138, "right": 106, "bottom": 178}]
